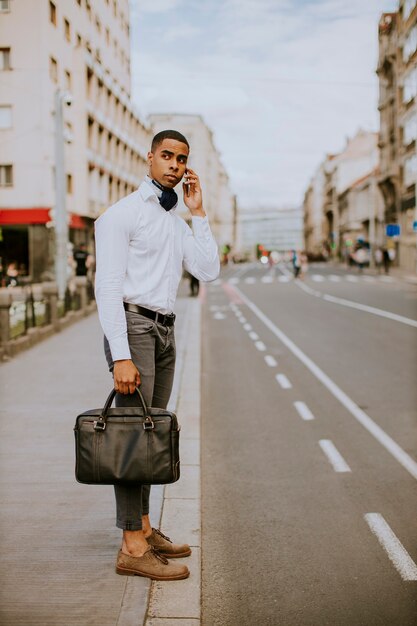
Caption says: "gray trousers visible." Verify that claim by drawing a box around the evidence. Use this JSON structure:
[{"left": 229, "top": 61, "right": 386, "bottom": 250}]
[{"left": 104, "top": 310, "right": 176, "bottom": 530}]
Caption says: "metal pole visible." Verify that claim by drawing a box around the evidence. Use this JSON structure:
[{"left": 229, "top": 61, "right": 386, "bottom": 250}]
[{"left": 54, "top": 90, "right": 68, "bottom": 300}]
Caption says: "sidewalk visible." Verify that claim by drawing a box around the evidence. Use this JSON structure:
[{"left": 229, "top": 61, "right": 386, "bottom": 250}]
[{"left": 0, "top": 291, "right": 202, "bottom": 625}]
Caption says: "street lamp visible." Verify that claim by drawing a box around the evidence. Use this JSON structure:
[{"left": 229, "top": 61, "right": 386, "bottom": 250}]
[{"left": 54, "top": 89, "right": 72, "bottom": 300}]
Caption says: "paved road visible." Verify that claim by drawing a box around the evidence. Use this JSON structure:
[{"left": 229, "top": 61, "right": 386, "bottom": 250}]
[{"left": 201, "top": 262, "right": 417, "bottom": 626}]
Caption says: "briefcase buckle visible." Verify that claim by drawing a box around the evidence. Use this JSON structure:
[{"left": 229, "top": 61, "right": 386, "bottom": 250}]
[
  {"left": 94, "top": 419, "right": 106, "bottom": 431},
  {"left": 143, "top": 418, "right": 154, "bottom": 430}
]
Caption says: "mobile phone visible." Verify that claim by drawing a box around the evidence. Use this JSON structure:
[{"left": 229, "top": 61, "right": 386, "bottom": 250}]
[{"left": 184, "top": 169, "right": 191, "bottom": 196}]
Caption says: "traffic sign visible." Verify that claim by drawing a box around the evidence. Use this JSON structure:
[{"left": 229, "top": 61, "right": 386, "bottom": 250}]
[
  {"left": 386, "top": 224, "right": 401, "bottom": 237},
  {"left": 413, "top": 221, "right": 417, "bottom": 232}
]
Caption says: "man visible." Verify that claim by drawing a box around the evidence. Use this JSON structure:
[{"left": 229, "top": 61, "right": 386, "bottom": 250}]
[{"left": 94, "top": 130, "right": 220, "bottom": 580}]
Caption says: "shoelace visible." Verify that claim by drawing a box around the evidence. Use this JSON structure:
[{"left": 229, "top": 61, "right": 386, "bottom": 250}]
[
  {"left": 153, "top": 528, "right": 172, "bottom": 543},
  {"left": 149, "top": 546, "right": 169, "bottom": 564}
]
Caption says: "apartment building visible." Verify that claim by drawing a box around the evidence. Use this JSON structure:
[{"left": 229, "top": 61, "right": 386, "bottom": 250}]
[
  {"left": 303, "top": 130, "right": 382, "bottom": 259},
  {"left": 377, "top": 2, "right": 417, "bottom": 271},
  {"left": 148, "top": 113, "right": 237, "bottom": 249},
  {"left": 0, "top": 0, "right": 151, "bottom": 281}
]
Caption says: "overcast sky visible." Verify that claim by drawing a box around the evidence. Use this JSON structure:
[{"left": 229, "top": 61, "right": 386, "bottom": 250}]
[{"left": 130, "top": 0, "right": 397, "bottom": 208}]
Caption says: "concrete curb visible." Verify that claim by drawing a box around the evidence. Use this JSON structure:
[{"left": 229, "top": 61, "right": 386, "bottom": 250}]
[
  {"left": 115, "top": 296, "right": 202, "bottom": 626},
  {"left": 145, "top": 297, "right": 202, "bottom": 625}
]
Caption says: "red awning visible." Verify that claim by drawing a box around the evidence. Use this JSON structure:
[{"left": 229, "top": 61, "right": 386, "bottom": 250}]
[
  {"left": 0, "top": 208, "right": 89, "bottom": 229},
  {"left": 0, "top": 208, "right": 50, "bottom": 225}
]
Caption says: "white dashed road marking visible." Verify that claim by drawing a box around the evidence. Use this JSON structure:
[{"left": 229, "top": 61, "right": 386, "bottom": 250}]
[
  {"left": 275, "top": 374, "right": 292, "bottom": 389},
  {"left": 329, "top": 275, "right": 341, "bottom": 282},
  {"left": 234, "top": 286, "right": 417, "bottom": 481},
  {"left": 213, "top": 312, "right": 226, "bottom": 320},
  {"left": 264, "top": 355, "right": 278, "bottom": 367},
  {"left": 312, "top": 275, "right": 325, "bottom": 282},
  {"left": 255, "top": 341, "right": 266, "bottom": 351},
  {"left": 248, "top": 331, "right": 259, "bottom": 340},
  {"left": 294, "top": 401, "right": 315, "bottom": 421},
  {"left": 243, "top": 323, "right": 252, "bottom": 331},
  {"left": 261, "top": 276, "right": 274, "bottom": 283},
  {"left": 319, "top": 440, "right": 351, "bottom": 473},
  {"left": 245, "top": 277, "right": 256, "bottom": 284},
  {"left": 365, "top": 513, "right": 417, "bottom": 581}
]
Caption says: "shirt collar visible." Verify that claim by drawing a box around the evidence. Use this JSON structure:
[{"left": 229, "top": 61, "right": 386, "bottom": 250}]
[{"left": 139, "top": 176, "right": 178, "bottom": 212}]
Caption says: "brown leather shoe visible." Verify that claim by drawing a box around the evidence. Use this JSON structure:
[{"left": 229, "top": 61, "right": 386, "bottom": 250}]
[
  {"left": 147, "top": 528, "right": 192, "bottom": 558},
  {"left": 116, "top": 546, "right": 189, "bottom": 580}
]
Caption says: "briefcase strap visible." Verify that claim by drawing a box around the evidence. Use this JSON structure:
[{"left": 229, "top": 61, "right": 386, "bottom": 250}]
[{"left": 93, "top": 387, "right": 154, "bottom": 432}]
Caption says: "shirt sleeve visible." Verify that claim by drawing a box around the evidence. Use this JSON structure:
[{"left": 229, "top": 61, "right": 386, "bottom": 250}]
[
  {"left": 94, "top": 206, "right": 133, "bottom": 362},
  {"left": 183, "top": 216, "right": 220, "bottom": 281}
]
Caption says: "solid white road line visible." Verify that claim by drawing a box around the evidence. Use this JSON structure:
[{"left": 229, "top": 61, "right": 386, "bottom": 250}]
[
  {"left": 248, "top": 331, "right": 259, "bottom": 340},
  {"left": 255, "top": 341, "right": 266, "bottom": 351},
  {"left": 234, "top": 286, "right": 417, "bottom": 481},
  {"left": 243, "top": 323, "right": 252, "bottom": 331},
  {"left": 276, "top": 373, "right": 292, "bottom": 389},
  {"left": 319, "top": 440, "right": 351, "bottom": 472},
  {"left": 322, "top": 293, "right": 417, "bottom": 328},
  {"left": 294, "top": 401, "right": 315, "bottom": 421},
  {"left": 264, "top": 355, "right": 278, "bottom": 367},
  {"left": 295, "top": 276, "right": 417, "bottom": 329},
  {"left": 365, "top": 513, "right": 417, "bottom": 581}
]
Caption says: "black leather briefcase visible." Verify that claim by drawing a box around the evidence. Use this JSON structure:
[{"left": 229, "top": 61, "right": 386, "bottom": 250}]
[{"left": 74, "top": 387, "right": 180, "bottom": 485}]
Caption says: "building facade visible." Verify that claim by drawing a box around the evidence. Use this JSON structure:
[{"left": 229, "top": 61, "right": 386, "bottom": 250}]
[
  {"left": 149, "top": 113, "right": 236, "bottom": 250},
  {"left": 377, "top": 2, "right": 417, "bottom": 271},
  {"left": 238, "top": 206, "right": 304, "bottom": 256},
  {"left": 303, "top": 130, "right": 383, "bottom": 260},
  {"left": 0, "top": 0, "right": 151, "bottom": 281}
]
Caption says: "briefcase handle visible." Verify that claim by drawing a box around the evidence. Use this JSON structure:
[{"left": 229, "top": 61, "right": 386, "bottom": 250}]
[{"left": 94, "top": 387, "right": 154, "bottom": 431}]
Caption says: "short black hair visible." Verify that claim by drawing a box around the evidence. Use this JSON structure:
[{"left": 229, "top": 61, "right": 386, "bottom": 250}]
[{"left": 151, "top": 129, "right": 189, "bottom": 152}]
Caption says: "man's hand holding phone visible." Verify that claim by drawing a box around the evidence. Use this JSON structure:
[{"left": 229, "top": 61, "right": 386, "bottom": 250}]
[{"left": 183, "top": 168, "right": 206, "bottom": 218}]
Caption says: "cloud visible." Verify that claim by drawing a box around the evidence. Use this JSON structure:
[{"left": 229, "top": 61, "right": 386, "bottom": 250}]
[{"left": 130, "top": 0, "right": 397, "bottom": 207}]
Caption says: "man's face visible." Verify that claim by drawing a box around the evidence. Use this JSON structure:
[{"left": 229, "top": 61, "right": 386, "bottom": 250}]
[{"left": 147, "top": 138, "right": 189, "bottom": 188}]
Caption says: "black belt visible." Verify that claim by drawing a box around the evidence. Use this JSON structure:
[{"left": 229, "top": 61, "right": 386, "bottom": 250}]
[{"left": 123, "top": 302, "right": 175, "bottom": 327}]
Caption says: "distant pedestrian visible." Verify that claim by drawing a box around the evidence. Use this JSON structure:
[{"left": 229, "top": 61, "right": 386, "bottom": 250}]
[
  {"left": 382, "top": 248, "right": 391, "bottom": 274},
  {"left": 292, "top": 250, "right": 301, "bottom": 278},
  {"left": 300, "top": 251, "right": 309, "bottom": 278},
  {"left": 374, "top": 247, "right": 383, "bottom": 273},
  {"left": 94, "top": 129, "right": 220, "bottom": 581},
  {"left": 73, "top": 243, "right": 90, "bottom": 277},
  {"left": 5, "top": 261, "right": 19, "bottom": 287},
  {"left": 355, "top": 247, "right": 367, "bottom": 273}
]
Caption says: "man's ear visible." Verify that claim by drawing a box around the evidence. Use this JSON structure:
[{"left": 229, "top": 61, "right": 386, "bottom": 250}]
[{"left": 147, "top": 151, "right": 153, "bottom": 166}]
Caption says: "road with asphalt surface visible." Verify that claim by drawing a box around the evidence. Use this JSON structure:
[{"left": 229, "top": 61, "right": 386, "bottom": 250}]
[{"left": 201, "top": 261, "right": 417, "bottom": 626}]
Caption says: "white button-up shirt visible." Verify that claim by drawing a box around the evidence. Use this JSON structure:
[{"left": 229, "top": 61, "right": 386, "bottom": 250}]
[{"left": 94, "top": 178, "right": 220, "bottom": 361}]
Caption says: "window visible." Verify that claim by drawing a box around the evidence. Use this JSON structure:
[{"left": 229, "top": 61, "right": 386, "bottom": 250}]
[
  {"left": 105, "top": 27, "right": 110, "bottom": 45},
  {"left": 0, "top": 48, "right": 11, "bottom": 70},
  {"left": 0, "top": 0, "right": 11, "bottom": 13},
  {"left": 403, "top": 66, "right": 417, "bottom": 102},
  {"left": 404, "top": 154, "right": 417, "bottom": 187},
  {"left": 0, "top": 164, "right": 13, "bottom": 186},
  {"left": 95, "top": 17, "right": 101, "bottom": 33},
  {"left": 76, "top": 0, "right": 81, "bottom": 5},
  {"left": 403, "top": 112, "right": 417, "bottom": 144},
  {"left": 49, "top": 56, "right": 58, "bottom": 82},
  {"left": 64, "top": 18, "right": 71, "bottom": 42},
  {"left": 64, "top": 70, "right": 71, "bottom": 90},
  {"left": 49, "top": 1, "right": 56, "bottom": 25},
  {"left": 0, "top": 105, "right": 12, "bottom": 128},
  {"left": 76, "top": 33, "right": 82, "bottom": 47},
  {"left": 66, "top": 174, "right": 73, "bottom": 194}
]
